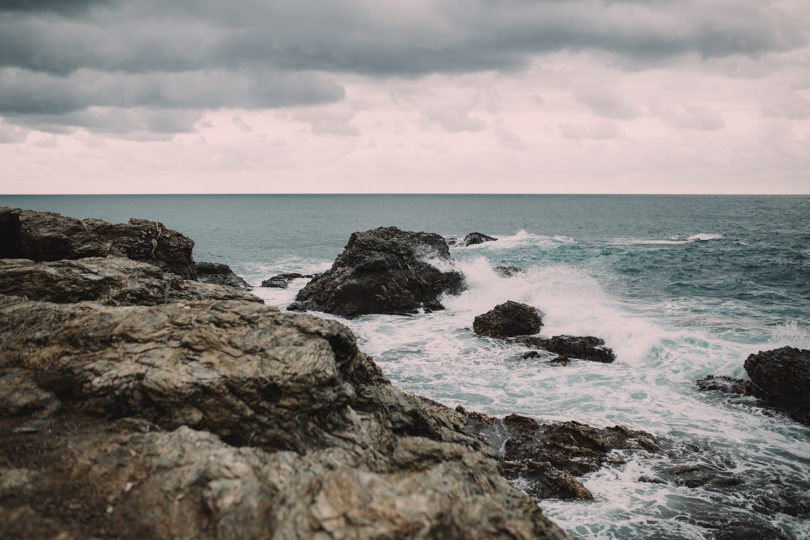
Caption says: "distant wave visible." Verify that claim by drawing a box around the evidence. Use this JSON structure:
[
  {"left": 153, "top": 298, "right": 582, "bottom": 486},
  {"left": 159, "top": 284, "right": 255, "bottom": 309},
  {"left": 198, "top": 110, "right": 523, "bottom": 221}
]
[
  {"left": 616, "top": 233, "right": 723, "bottom": 246},
  {"left": 453, "top": 229, "right": 575, "bottom": 249}
]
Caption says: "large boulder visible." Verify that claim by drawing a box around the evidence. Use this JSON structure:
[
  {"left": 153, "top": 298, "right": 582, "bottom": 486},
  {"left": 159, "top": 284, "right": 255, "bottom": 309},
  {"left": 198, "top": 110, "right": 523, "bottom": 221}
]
[
  {"left": 289, "top": 226, "right": 465, "bottom": 318},
  {"left": 514, "top": 335, "right": 616, "bottom": 364},
  {"left": 474, "top": 301, "right": 543, "bottom": 339},
  {"left": 0, "top": 295, "right": 572, "bottom": 539},
  {"left": 195, "top": 262, "right": 251, "bottom": 290},
  {"left": 461, "top": 232, "right": 497, "bottom": 246},
  {"left": 1, "top": 207, "right": 196, "bottom": 279},
  {"left": 0, "top": 257, "right": 260, "bottom": 306},
  {"left": 744, "top": 346, "right": 810, "bottom": 425}
]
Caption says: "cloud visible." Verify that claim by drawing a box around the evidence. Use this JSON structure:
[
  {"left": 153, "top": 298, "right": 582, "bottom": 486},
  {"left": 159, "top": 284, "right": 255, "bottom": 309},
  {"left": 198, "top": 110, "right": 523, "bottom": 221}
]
[
  {"left": 0, "top": 119, "right": 27, "bottom": 143},
  {"left": 559, "top": 120, "right": 624, "bottom": 139},
  {"left": 0, "top": 0, "right": 806, "bottom": 136}
]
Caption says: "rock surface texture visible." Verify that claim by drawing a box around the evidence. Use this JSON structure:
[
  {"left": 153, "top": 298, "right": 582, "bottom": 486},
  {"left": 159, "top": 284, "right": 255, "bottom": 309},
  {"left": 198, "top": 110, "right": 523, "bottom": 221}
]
[
  {"left": 0, "top": 258, "right": 260, "bottom": 306},
  {"left": 461, "top": 232, "right": 497, "bottom": 246},
  {"left": 744, "top": 346, "right": 810, "bottom": 425},
  {"left": 473, "top": 301, "right": 543, "bottom": 339},
  {"left": 0, "top": 233, "right": 572, "bottom": 539},
  {"left": 195, "top": 262, "right": 252, "bottom": 290},
  {"left": 289, "top": 226, "right": 465, "bottom": 318},
  {"left": 0, "top": 207, "right": 196, "bottom": 278},
  {"left": 514, "top": 335, "right": 616, "bottom": 364},
  {"left": 261, "top": 272, "right": 312, "bottom": 288}
]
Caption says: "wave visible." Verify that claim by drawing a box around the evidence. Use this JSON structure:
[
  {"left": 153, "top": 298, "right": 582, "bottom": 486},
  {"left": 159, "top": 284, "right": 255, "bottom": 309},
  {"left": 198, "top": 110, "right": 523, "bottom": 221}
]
[
  {"left": 616, "top": 233, "right": 723, "bottom": 246},
  {"left": 452, "top": 229, "right": 575, "bottom": 250}
]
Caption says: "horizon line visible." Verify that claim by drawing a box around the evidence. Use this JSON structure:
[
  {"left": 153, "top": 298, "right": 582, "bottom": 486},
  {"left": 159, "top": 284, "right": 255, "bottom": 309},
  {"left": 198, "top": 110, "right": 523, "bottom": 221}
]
[{"left": 2, "top": 192, "right": 810, "bottom": 197}]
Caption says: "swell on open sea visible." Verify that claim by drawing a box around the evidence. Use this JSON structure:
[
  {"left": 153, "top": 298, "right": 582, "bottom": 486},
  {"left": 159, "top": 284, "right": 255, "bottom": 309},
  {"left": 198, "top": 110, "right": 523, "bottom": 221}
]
[{"left": 3, "top": 194, "right": 809, "bottom": 539}]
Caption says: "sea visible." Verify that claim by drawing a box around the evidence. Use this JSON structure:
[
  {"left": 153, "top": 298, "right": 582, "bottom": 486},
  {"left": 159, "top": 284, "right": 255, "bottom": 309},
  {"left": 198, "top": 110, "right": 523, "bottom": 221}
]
[{"left": 2, "top": 194, "right": 809, "bottom": 539}]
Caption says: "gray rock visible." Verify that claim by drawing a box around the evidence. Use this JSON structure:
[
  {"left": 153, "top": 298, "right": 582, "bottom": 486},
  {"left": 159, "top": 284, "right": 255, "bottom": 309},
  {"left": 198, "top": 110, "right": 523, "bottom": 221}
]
[
  {"left": 195, "top": 262, "right": 252, "bottom": 290},
  {"left": 1, "top": 207, "right": 196, "bottom": 278},
  {"left": 291, "top": 226, "right": 465, "bottom": 318},
  {"left": 461, "top": 232, "right": 497, "bottom": 246},
  {"left": 0, "top": 257, "right": 261, "bottom": 306},
  {"left": 744, "top": 346, "right": 810, "bottom": 425},
  {"left": 261, "top": 272, "right": 312, "bottom": 288},
  {"left": 514, "top": 335, "right": 616, "bottom": 364},
  {"left": 474, "top": 301, "right": 543, "bottom": 339}
]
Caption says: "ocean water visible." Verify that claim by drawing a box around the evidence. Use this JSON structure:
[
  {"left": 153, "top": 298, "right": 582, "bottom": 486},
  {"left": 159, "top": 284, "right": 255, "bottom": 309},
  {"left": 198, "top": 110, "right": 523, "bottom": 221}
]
[{"left": 3, "top": 194, "right": 810, "bottom": 539}]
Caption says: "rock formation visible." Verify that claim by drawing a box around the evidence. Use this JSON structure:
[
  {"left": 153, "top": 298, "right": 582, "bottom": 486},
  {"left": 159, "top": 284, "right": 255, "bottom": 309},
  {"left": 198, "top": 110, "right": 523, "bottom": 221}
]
[
  {"left": 744, "top": 346, "right": 810, "bottom": 425},
  {"left": 289, "top": 226, "right": 465, "bottom": 318},
  {"left": 0, "top": 258, "right": 260, "bottom": 306},
  {"left": 0, "top": 207, "right": 196, "bottom": 278},
  {"left": 514, "top": 335, "right": 616, "bottom": 364},
  {"left": 461, "top": 232, "right": 497, "bottom": 246},
  {"left": 473, "top": 301, "right": 543, "bottom": 339},
  {"left": 195, "top": 262, "right": 252, "bottom": 290},
  {"left": 261, "top": 272, "right": 313, "bottom": 288}
]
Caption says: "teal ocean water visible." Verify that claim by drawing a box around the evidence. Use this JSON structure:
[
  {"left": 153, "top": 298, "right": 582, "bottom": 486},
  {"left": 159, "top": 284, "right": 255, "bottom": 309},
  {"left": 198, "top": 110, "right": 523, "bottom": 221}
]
[{"left": 3, "top": 194, "right": 809, "bottom": 538}]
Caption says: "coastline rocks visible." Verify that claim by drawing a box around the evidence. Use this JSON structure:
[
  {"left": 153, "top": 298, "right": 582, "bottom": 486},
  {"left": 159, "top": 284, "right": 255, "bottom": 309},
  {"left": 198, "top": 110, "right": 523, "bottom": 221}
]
[
  {"left": 495, "top": 265, "right": 523, "bottom": 277},
  {"left": 461, "top": 232, "right": 497, "bottom": 246},
  {"left": 457, "top": 408, "right": 659, "bottom": 501},
  {"left": 696, "top": 375, "right": 754, "bottom": 395},
  {"left": 0, "top": 257, "right": 260, "bottom": 306},
  {"left": 514, "top": 335, "right": 616, "bottom": 364},
  {"left": 0, "top": 294, "right": 571, "bottom": 538},
  {"left": 261, "top": 272, "right": 312, "bottom": 288},
  {"left": 474, "top": 301, "right": 543, "bottom": 339},
  {"left": 195, "top": 262, "right": 251, "bottom": 290},
  {"left": 0, "top": 211, "right": 22, "bottom": 258},
  {"left": 744, "top": 346, "right": 810, "bottom": 425},
  {"left": 0, "top": 207, "right": 196, "bottom": 279},
  {"left": 289, "top": 226, "right": 465, "bottom": 318}
]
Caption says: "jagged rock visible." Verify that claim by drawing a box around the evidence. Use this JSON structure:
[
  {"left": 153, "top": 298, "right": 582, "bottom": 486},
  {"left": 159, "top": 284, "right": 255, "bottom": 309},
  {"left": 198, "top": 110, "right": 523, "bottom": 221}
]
[
  {"left": 261, "top": 272, "right": 313, "bottom": 288},
  {"left": 0, "top": 258, "right": 260, "bottom": 306},
  {"left": 514, "top": 335, "right": 616, "bottom": 364},
  {"left": 696, "top": 375, "right": 755, "bottom": 395},
  {"left": 495, "top": 265, "right": 523, "bottom": 277},
  {"left": 0, "top": 295, "right": 573, "bottom": 539},
  {"left": 290, "top": 226, "right": 465, "bottom": 318},
  {"left": 195, "top": 262, "right": 251, "bottom": 290},
  {"left": 474, "top": 301, "right": 543, "bottom": 339},
  {"left": 1, "top": 207, "right": 196, "bottom": 278},
  {"left": 456, "top": 407, "right": 659, "bottom": 501},
  {"left": 462, "top": 232, "right": 497, "bottom": 246},
  {"left": 744, "top": 346, "right": 810, "bottom": 425}
]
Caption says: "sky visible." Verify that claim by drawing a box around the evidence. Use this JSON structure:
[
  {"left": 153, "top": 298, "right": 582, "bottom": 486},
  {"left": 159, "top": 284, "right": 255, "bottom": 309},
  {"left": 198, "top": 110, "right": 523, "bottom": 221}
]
[{"left": 0, "top": 0, "right": 809, "bottom": 194}]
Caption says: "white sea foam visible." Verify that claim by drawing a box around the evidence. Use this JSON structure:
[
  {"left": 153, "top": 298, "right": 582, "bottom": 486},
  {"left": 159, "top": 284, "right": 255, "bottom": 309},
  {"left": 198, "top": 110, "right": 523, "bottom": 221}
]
[
  {"left": 454, "top": 229, "right": 575, "bottom": 250},
  {"left": 616, "top": 233, "right": 723, "bottom": 246}
]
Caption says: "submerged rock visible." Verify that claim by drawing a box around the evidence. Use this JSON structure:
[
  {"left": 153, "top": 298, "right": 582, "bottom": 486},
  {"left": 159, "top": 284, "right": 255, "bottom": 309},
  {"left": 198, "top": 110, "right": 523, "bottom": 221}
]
[
  {"left": 474, "top": 301, "right": 543, "bottom": 339},
  {"left": 744, "top": 346, "right": 810, "bottom": 425},
  {"left": 289, "top": 226, "right": 465, "bottom": 318},
  {"left": 514, "top": 335, "right": 616, "bottom": 364},
  {"left": 0, "top": 257, "right": 260, "bottom": 306},
  {"left": 696, "top": 375, "right": 755, "bottom": 395},
  {"left": 461, "top": 232, "right": 497, "bottom": 246},
  {"left": 1, "top": 207, "right": 196, "bottom": 278},
  {"left": 495, "top": 265, "right": 523, "bottom": 277},
  {"left": 195, "top": 262, "right": 251, "bottom": 290},
  {"left": 261, "top": 272, "right": 313, "bottom": 288}
]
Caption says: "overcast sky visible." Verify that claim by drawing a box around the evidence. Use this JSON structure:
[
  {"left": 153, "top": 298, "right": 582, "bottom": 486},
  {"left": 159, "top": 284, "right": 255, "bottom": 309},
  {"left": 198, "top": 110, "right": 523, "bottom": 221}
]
[{"left": 1, "top": 0, "right": 809, "bottom": 194}]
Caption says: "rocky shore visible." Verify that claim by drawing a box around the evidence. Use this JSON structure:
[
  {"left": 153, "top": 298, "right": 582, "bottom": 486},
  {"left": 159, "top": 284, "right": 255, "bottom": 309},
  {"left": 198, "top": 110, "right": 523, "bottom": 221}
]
[{"left": 0, "top": 209, "right": 574, "bottom": 539}]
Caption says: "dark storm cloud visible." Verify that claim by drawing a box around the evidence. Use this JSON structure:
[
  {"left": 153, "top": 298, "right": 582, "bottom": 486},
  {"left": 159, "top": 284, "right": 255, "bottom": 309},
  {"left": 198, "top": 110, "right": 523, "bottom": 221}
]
[{"left": 0, "top": 0, "right": 805, "bottom": 134}]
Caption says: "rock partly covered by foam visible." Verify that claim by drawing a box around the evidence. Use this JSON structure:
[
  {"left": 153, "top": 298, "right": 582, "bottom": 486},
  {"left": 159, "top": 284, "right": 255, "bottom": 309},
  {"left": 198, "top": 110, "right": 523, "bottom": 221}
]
[
  {"left": 744, "top": 346, "right": 810, "bottom": 425},
  {"left": 514, "top": 335, "right": 616, "bottom": 364},
  {"left": 0, "top": 257, "right": 260, "bottom": 306},
  {"left": 195, "top": 262, "right": 251, "bottom": 290},
  {"left": 261, "top": 272, "right": 314, "bottom": 288},
  {"left": 289, "top": 226, "right": 465, "bottom": 318},
  {"left": 474, "top": 301, "right": 543, "bottom": 339},
  {"left": 0, "top": 207, "right": 196, "bottom": 279},
  {"left": 456, "top": 408, "right": 659, "bottom": 501},
  {"left": 461, "top": 232, "right": 497, "bottom": 246}
]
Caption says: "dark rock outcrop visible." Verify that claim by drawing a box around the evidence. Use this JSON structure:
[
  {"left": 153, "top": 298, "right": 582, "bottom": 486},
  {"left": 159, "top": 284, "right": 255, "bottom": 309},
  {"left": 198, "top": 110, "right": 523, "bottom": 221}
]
[
  {"left": 0, "top": 210, "right": 22, "bottom": 258},
  {"left": 744, "top": 346, "right": 810, "bottom": 425},
  {"left": 514, "top": 335, "right": 616, "bottom": 364},
  {"left": 457, "top": 408, "right": 659, "bottom": 501},
  {"left": 1, "top": 207, "right": 196, "bottom": 279},
  {"left": 289, "top": 226, "right": 465, "bottom": 318},
  {"left": 195, "top": 262, "right": 251, "bottom": 290},
  {"left": 0, "top": 258, "right": 260, "bottom": 306},
  {"left": 261, "top": 272, "right": 313, "bottom": 288},
  {"left": 696, "top": 375, "right": 755, "bottom": 395},
  {"left": 474, "top": 301, "right": 543, "bottom": 339},
  {"left": 462, "top": 232, "right": 497, "bottom": 246}
]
